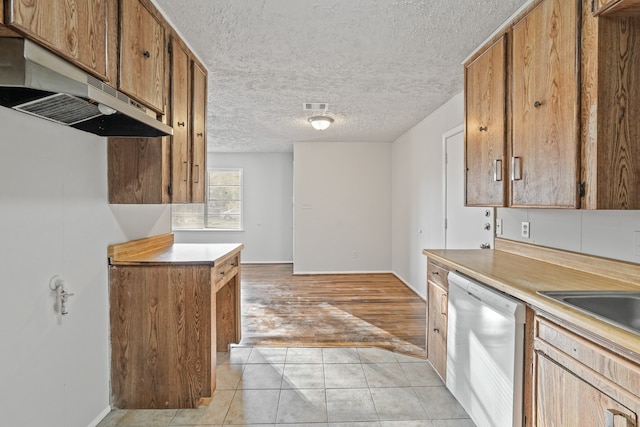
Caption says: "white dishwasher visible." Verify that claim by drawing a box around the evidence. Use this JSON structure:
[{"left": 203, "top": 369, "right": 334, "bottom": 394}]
[{"left": 446, "top": 271, "right": 526, "bottom": 427}]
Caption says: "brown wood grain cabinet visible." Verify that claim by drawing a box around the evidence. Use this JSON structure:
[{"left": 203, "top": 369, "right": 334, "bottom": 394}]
[
  {"left": 108, "top": 36, "right": 207, "bottom": 204},
  {"left": 464, "top": 35, "right": 507, "bottom": 207},
  {"left": 170, "top": 37, "right": 207, "bottom": 204},
  {"left": 426, "top": 260, "right": 448, "bottom": 381},
  {"left": 4, "top": 0, "right": 109, "bottom": 80},
  {"left": 531, "top": 314, "right": 640, "bottom": 426},
  {"left": 118, "top": 0, "right": 166, "bottom": 113},
  {"left": 108, "top": 235, "right": 242, "bottom": 409},
  {"left": 170, "top": 39, "right": 192, "bottom": 203},
  {"left": 191, "top": 62, "right": 207, "bottom": 203},
  {"left": 511, "top": 0, "right": 580, "bottom": 208},
  {"left": 580, "top": 9, "right": 640, "bottom": 209},
  {"left": 465, "top": 0, "right": 640, "bottom": 209},
  {"left": 594, "top": 0, "right": 640, "bottom": 15}
]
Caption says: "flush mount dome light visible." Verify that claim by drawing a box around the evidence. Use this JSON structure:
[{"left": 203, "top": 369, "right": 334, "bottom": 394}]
[{"left": 308, "top": 116, "right": 334, "bottom": 131}]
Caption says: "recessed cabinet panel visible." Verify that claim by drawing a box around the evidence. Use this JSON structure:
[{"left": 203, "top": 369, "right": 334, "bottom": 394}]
[
  {"left": 119, "top": 0, "right": 165, "bottom": 113},
  {"left": 191, "top": 63, "right": 207, "bottom": 204},
  {"left": 170, "top": 41, "right": 191, "bottom": 204},
  {"left": 535, "top": 350, "right": 638, "bottom": 426},
  {"left": 7, "top": 0, "right": 108, "bottom": 79},
  {"left": 594, "top": 0, "right": 640, "bottom": 15},
  {"left": 511, "top": 0, "right": 580, "bottom": 208},
  {"left": 464, "top": 35, "right": 507, "bottom": 207}
]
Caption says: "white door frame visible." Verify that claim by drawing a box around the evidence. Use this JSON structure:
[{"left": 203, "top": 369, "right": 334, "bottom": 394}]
[{"left": 442, "top": 124, "right": 464, "bottom": 249}]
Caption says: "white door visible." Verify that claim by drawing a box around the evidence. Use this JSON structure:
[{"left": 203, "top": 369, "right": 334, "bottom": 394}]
[{"left": 444, "top": 125, "right": 494, "bottom": 249}]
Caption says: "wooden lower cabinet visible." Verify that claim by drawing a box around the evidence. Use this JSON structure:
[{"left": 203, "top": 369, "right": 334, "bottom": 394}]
[
  {"left": 109, "top": 254, "right": 241, "bottom": 409},
  {"left": 531, "top": 314, "right": 640, "bottom": 427},
  {"left": 426, "top": 260, "right": 449, "bottom": 381},
  {"left": 535, "top": 352, "right": 637, "bottom": 426}
]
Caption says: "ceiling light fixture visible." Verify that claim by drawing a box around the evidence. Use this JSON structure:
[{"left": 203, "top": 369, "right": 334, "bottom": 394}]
[{"left": 308, "top": 116, "right": 334, "bottom": 131}]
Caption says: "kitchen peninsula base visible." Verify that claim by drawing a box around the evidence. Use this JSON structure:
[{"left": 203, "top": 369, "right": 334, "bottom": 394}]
[{"left": 108, "top": 234, "right": 243, "bottom": 409}]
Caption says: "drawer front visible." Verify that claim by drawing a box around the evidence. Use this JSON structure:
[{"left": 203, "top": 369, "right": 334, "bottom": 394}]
[
  {"left": 427, "top": 260, "right": 449, "bottom": 290},
  {"left": 214, "top": 254, "right": 240, "bottom": 287},
  {"left": 535, "top": 316, "right": 640, "bottom": 401}
]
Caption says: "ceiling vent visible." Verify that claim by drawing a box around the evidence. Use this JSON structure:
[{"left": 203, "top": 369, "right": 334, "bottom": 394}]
[{"left": 303, "top": 102, "right": 328, "bottom": 111}]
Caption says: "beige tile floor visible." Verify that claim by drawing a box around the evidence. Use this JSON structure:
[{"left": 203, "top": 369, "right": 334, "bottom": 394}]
[{"left": 98, "top": 346, "right": 476, "bottom": 427}]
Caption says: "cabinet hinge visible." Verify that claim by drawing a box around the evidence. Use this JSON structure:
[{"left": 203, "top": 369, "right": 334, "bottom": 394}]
[
  {"left": 168, "top": 184, "right": 172, "bottom": 196},
  {"left": 591, "top": 0, "right": 595, "bottom": 13},
  {"left": 578, "top": 182, "right": 585, "bottom": 197}
]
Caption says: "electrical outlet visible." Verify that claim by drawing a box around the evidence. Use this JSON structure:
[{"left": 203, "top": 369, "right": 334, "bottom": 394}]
[
  {"left": 521, "top": 221, "right": 530, "bottom": 239},
  {"left": 352, "top": 250, "right": 358, "bottom": 258},
  {"left": 495, "top": 219, "right": 503, "bottom": 235}
]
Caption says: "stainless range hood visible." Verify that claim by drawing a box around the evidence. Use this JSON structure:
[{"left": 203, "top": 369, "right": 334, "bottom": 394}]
[{"left": 0, "top": 38, "right": 173, "bottom": 137}]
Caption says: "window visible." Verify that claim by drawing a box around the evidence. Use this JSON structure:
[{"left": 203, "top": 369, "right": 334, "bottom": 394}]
[{"left": 171, "top": 168, "right": 243, "bottom": 230}]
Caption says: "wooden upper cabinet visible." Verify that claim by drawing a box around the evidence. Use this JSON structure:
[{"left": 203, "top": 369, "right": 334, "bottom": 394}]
[
  {"left": 119, "top": 0, "right": 165, "bottom": 113},
  {"left": 464, "top": 35, "right": 507, "bottom": 207},
  {"left": 581, "top": 9, "right": 640, "bottom": 209},
  {"left": 170, "top": 40, "right": 192, "bottom": 203},
  {"left": 593, "top": 0, "right": 640, "bottom": 15},
  {"left": 5, "top": 0, "right": 108, "bottom": 80},
  {"left": 511, "top": 0, "right": 580, "bottom": 208},
  {"left": 191, "top": 63, "right": 207, "bottom": 204}
]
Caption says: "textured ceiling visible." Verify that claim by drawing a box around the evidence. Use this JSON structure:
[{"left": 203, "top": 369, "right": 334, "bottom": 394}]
[{"left": 154, "top": 0, "right": 529, "bottom": 152}]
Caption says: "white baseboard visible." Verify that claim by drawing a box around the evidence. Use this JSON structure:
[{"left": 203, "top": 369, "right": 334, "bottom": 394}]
[
  {"left": 242, "top": 261, "right": 293, "bottom": 264},
  {"left": 87, "top": 406, "right": 111, "bottom": 427},
  {"left": 292, "top": 270, "right": 394, "bottom": 275}
]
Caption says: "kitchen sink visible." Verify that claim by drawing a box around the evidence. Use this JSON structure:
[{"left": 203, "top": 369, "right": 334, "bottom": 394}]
[{"left": 538, "top": 291, "right": 640, "bottom": 335}]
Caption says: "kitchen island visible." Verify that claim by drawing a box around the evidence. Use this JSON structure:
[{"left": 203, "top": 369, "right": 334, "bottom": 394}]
[{"left": 108, "top": 233, "right": 243, "bottom": 409}]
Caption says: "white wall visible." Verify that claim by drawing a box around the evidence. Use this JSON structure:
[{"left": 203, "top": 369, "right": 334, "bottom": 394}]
[
  {"left": 293, "top": 142, "right": 392, "bottom": 274},
  {"left": 174, "top": 152, "right": 293, "bottom": 263},
  {"left": 0, "top": 107, "right": 170, "bottom": 427},
  {"left": 498, "top": 208, "right": 640, "bottom": 263},
  {"left": 391, "top": 92, "right": 464, "bottom": 298}
]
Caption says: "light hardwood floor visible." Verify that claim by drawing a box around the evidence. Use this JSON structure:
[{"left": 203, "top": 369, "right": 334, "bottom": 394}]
[{"left": 239, "top": 263, "right": 427, "bottom": 358}]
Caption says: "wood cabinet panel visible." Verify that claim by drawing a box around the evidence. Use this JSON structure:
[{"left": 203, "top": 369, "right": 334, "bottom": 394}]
[
  {"left": 582, "top": 11, "right": 640, "bottom": 209},
  {"left": 535, "top": 351, "right": 637, "bottom": 427},
  {"left": 108, "top": 137, "right": 170, "bottom": 204},
  {"left": 6, "top": 0, "right": 108, "bottom": 79},
  {"left": 511, "top": 0, "right": 580, "bottom": 208},
  {"left": 427, "top": 281, "right": 447, "bottom": 381},
  {"left": 595, "top": 0, "right": 640, "bottom": 15},
  {"left": 465, "top": 35, "right": 507, "bottom": 207},
  {"left": 109, "top": 265, "right": 212, "bottom": 409},
  {"left": 170, "top": 40, "right": 191, "bottom": 203},
  {"left": 119, "top": 0, "right": 165, "bottom": 112},
  {"left": 191, "top": 62, "right": 207, "bottom": 203}
]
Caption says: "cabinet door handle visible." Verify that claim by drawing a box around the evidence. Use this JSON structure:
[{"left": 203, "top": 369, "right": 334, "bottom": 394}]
[
  {"left": 479, "top": 126, "right": 487, "bottom": 132},
  {"left": 177, "top": 121, "right": 185, "bottom": 127},
  {"left": 440, "top": 294, "right": 447, "bottom": 315},
  {"left": 183, "top": 161, "right": 189, "bottom": 182},
  {"left": 493, "top": 159, "right": 502, "bottom": 182},
  {"left": 511, "top": 156, "right": 522, "bottom": 181},
  {"left": 605, "top": 409, "right": 628, "bottom": 427},
  {"left": 143, "top": 50, "right": 150, "bottom": 58},
  {"left": 534, "top": 100, "right": 542, "bottom": 108},
  {"left": 432, "top": 271, "right": 439, "bottom": 275},
  {"left": 194, "top": 164, "right": 200, "bottom": 183},
  {"left": 197, "top": 132, "right": 203, "bottom": 137},
  {"left": 433, "top": 328, "right": 439, "bottom": 333}
]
